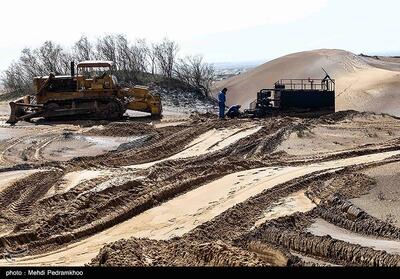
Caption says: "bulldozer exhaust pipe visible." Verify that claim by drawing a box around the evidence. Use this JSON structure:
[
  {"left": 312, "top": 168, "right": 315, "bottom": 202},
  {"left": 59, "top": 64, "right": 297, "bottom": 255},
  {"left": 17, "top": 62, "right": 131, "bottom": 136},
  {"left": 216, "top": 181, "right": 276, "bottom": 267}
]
[{"left": 70, "top": 61, "right": 75, "bottom": 77}]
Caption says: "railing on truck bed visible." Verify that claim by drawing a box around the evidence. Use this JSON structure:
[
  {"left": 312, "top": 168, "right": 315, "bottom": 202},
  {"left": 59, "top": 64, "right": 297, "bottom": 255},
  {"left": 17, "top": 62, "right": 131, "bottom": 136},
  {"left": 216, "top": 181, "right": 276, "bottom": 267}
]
[{"left": 274, "top": 78, "right": 335, "bottom": 92}]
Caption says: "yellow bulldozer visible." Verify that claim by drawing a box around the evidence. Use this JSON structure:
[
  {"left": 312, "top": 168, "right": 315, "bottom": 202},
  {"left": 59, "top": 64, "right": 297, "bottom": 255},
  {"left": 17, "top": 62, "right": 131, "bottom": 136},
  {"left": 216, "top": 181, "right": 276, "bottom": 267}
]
[{"left": 7, "top": 61, "right": 162, "bottom": 124}]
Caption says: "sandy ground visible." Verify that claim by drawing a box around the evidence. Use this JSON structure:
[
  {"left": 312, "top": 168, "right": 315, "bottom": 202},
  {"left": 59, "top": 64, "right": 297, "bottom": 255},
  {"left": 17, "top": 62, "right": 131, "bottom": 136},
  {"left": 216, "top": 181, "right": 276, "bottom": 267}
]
[
  {"left": 1, "top": 109, "right": 400, "bottom": 266},
  {"left": 0, "top": 128, "right": 31, "bottom": 141},
  {"left": 2, "top": 149, "right": 400, "bottom": 266},
  {"left": 291, "top": 251, "right": 339, "bottom": 267},
  {"left": 0, "top": 107, "right": 151, "bottom": 166},
  {"left": 277, "top": 114, "right": 400, "bottom": 156},
  {"left": 0, "top": 102, "right": 10, "bottom": 116},
  {"left": 3, "top": 50, "right": 400, "bottom": 267},
  {"left": 351, "top": 162, "right": 400, "bottom": 227},
  {"left": 40, "top": 135, "right": 143, "bottom": 162},
  {"left": 252, "top": 191, "right": 316, "bottom": 228},
  {"left": 0, "top": 170, "right": 41, "bottom": 237},
  {"left": 0, "top": 170, "right": 39, "bottom": 193},
  {"left": 43, "top": 170, "right": 111, "bottom": 199},
  {"left": 154, "top": 121, "right": 187, "bottom": 128},
  {"left": 125, "top": 125, "right": 262, "bottom": 169},
  {"left": 308, "top": 218, "right": 400, "bottom": 255},
  {"left": 214, "top": 49, "right": 400, "bottom": 116}
]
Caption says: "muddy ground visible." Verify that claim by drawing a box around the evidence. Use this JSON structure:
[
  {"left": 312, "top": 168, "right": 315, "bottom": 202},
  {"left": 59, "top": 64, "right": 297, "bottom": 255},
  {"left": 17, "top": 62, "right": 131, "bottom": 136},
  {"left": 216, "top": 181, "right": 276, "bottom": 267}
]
[{"left": 0, "top": 104, "right": 400, "bottom": 267}]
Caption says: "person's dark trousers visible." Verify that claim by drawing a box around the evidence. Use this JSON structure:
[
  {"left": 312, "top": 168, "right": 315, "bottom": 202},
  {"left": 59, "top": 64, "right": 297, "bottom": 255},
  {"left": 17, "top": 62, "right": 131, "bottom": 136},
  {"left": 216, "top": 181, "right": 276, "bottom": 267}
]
[
  {"left": 219, "top": 103, "right": 225, "bottom": 119},
  {"left": 227, "top": 111, "right": 240, "bottom": 119}
]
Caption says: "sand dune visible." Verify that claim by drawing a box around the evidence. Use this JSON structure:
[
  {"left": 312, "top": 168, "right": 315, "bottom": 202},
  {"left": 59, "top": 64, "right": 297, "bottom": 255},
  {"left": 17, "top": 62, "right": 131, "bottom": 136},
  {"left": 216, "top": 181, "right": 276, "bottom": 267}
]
[{"left": 214, "top": 49, "right": 400, "bottom": 116}]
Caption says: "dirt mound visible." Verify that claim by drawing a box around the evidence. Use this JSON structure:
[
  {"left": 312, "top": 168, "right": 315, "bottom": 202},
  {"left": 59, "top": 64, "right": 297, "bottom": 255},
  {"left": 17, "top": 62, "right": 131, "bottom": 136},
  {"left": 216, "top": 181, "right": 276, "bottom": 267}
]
[
  {"left": 84, "top": 122, "right": 156, "bottom": 137},
  {"left": 245, "top": 215, "right": 400, "bottom": 267},
  {"left": 314, "top": 195, "right": 400, "bottom": 240},
  {"left": 319, "top": 110, "right": 364, "bottom": 122},
  {"left": 90, "top": 239, "right": 267, "bottom": 267},
  {"left": 306, "top": 172, "right": 374, "bottom": 202},
  {"left": 153, "top": 86, "right": 217, "bottom": 112}
]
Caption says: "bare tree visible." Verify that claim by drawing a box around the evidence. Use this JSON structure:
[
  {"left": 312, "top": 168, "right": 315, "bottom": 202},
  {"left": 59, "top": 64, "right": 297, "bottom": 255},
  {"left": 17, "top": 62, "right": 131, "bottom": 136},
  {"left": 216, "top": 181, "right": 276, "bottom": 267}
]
[
  {"left": 73, "top": 35, "right": 94, "bottom": 62},
  {"left": 114, "top": 34, "right": 132, "bottom": 82},
  {"left": 1, "top": 41, "right": 70, "bottom": 97},
  {"left": 153, "top": 38, "right": 179, "bottom": 79},
  {"left": 112, "top": 35, "right": 150, "bottom": 83},
  {"left": 37, "top": 41, "right": 70, "bottom": 75},
  {"left": 130, "top": 39, "right": 149, "bottom": 74},
  {"left": 174, "top": 55, "right": 215, "bottom": 97},
  {"left": 1, "top": 62, "right": 31, "bottom": 94},
  {"left": 147, "top": 43, "right": 158, "bottom": 75},
  {"left": 1, "top": 34, "right": 217, "bottom": 100},
  {"left": 19, "top": 48, "right": 43, "bottom": 77},
  {"left": 95, "top": 35, "right": 117, "bottom": 62}
]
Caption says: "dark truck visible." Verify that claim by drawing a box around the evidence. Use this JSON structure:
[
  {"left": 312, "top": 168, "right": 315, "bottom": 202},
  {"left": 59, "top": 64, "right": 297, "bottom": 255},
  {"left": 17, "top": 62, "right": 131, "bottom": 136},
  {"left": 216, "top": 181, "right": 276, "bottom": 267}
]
[{"left": 245, "top": 70, "right": 335, "bottom": 118}]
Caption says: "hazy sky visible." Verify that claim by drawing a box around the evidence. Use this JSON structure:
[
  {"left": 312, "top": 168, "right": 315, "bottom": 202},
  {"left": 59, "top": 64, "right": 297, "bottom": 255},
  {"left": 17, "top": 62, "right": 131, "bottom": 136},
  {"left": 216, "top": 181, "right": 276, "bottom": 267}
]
[{"left": 0, "top": 0, "right": 399, "bottom": 71}]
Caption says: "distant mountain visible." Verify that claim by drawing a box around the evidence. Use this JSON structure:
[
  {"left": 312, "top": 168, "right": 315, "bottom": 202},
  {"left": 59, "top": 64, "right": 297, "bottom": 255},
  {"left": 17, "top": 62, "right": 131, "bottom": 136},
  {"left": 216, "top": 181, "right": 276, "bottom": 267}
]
[
  {"left": 212, "top": 60, "right": 264, "bottom": 71},
  {"left": 364, "top": 51, "right": 400, "bottom": 57},
  {"left": 212, "top": 60, "right": 265, "bottom": 82}
]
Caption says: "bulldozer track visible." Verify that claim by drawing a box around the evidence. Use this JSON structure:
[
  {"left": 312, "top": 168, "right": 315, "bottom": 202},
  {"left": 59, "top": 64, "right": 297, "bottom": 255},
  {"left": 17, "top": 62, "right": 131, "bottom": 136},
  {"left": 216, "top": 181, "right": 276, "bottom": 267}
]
[{"left": 44, "top": 97, "right": 125, "bottom": 121}]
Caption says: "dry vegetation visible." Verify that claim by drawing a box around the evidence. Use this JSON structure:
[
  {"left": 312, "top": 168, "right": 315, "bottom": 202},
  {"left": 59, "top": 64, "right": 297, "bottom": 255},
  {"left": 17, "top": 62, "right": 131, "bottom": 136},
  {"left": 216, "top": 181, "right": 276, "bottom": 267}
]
[{"left": 0, "top": 35, "right": 215, "bottom": 101}]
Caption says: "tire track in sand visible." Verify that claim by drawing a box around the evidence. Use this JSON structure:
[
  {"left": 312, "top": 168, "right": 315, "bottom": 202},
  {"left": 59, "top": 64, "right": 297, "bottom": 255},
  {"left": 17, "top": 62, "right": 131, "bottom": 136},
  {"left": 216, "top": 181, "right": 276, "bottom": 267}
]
[
  {"left": 3, "top": 150, "right": 400, "bottom": 266},
  {"left": 41, "top": 124, "right": 262, "bottom": 197}
]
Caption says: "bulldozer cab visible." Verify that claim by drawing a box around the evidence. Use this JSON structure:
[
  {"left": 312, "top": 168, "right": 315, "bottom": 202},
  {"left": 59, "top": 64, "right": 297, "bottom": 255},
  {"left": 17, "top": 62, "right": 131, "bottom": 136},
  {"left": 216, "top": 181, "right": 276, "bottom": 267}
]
[{"left": 76, "top": 61, "right": 117, "bottom": 90}]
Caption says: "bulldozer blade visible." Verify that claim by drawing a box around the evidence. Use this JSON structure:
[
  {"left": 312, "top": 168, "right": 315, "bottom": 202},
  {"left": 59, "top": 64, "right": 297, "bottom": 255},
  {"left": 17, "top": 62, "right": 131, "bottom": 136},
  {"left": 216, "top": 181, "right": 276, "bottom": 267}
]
[
  {"left": 6, "top": 101, "right": 44, "bottom": 124},
  {"left": 6, "top": 102, "right": 20, "bottom": 124}
]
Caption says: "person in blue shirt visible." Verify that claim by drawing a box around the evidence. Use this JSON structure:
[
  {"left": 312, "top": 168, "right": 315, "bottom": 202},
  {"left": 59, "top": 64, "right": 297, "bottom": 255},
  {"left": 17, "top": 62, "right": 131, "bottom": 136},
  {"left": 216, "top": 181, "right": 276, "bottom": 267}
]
[
  {"left": 226, "top": 104, "right": 242, "bottom": 119},
  {"left": 218, "top": 88, "right": 228, "bottom": 119}
]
